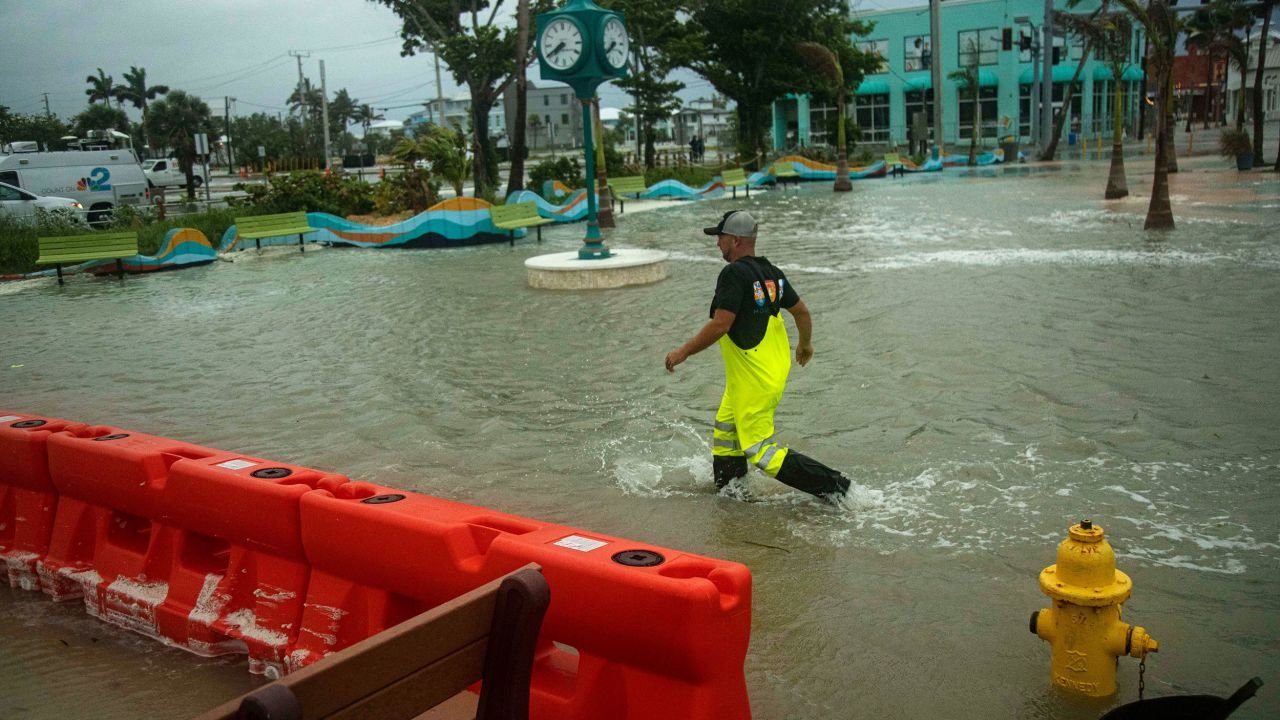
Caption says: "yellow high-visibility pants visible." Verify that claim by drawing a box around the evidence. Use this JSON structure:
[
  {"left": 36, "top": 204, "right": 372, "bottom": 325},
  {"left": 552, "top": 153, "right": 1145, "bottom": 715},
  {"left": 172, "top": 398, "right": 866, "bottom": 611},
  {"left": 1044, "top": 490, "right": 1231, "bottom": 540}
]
[{"left": 710, "top": 314, "right": 791, "bottom": 477}]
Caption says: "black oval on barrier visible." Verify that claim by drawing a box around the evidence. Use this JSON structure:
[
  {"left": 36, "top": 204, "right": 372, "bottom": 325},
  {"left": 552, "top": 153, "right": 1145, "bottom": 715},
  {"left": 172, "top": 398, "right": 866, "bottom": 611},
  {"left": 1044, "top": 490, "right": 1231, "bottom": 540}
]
[
  {"left": 93, "top": 433, "right": 130, "bottom": 441},
  {"left": 12, "top": 420, "right": 47, "bottom": 429},
  {"left": 612, "top": 550, "right": 665, "bottom": 567},
  {"left": 251, "top": 467, "right": 293, "bottom": 479},
  {"left": 361, "top": 494, "right": 405, "bottom": 505}
]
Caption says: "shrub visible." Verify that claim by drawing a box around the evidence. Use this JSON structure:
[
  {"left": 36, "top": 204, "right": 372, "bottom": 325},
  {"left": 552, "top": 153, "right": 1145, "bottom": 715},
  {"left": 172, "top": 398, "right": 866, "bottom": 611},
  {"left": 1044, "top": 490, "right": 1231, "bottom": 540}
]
[
  {"left": 372, "top": 169, "right": 442, "bottom": 215},
  {"left": 644, "top": 166, "right": 716, "bottom": 188},
  {"left": 528, "top": 157, "right": 583, "bottom": 197},
  {"left": 235, "top": 171, "right": 374, "bottom": 217}
]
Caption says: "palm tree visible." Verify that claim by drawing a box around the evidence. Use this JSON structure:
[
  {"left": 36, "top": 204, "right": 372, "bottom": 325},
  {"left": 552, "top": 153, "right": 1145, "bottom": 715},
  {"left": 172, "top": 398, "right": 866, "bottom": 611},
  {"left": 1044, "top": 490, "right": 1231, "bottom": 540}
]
[
  {"left": 355, "top": 104, "right": 384, "bottom": 138},
  {"left": 797, "top": 42, "right": 852, "bottom": 190},
  {"left": 1061, "top": 12, "right": 1133, "bottom": 198},
  {"left": 113, "top": 66, "right": 169, "bottom": 158},
  {"left": 1250, "top": 1, "right": 1274, "bottom": 159},
  {"left": 146, "top": 90, "right": 214, "bottom": 198},
  {"left": 84, "top": 68, "right": 115, "bottom": 106},
  {"left": 1115, "top": 0, "right": 1177, "bottom": 229},
  {"left": 527, "top": 114, "right": 543, "bottom": 151},
  {"left": 947, "top": 41, "right": 982, "bottom": 167},
  {"left": 506, "top": 0, "right": 532, "bottom": 197}
]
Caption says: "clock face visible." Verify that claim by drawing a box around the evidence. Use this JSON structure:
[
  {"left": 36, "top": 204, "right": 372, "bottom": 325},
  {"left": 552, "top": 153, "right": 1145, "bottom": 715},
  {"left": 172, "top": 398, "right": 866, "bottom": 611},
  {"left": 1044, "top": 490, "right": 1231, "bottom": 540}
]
[
  {"left": 540, "top": 17, "right": 584, "bottom": 72},
  {"left": 600, "top": 17, "right": 629, "bottom": 71}
]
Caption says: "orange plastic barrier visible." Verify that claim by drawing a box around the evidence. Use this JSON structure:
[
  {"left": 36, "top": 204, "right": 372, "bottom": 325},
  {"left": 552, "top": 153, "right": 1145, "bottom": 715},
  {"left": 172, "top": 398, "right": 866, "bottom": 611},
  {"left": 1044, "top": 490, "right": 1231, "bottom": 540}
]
[
  {"left": 39, "top": 426, "right": 347, "bottom": 675},
  {"left": 0, "top": 411, "right": 88, "bottom": 589},
  {"left": 294, "top": 481, "right": 753, "bottom": 720},
  {"left": 6, "top": 412, "right": 754, "bottom": 718}
]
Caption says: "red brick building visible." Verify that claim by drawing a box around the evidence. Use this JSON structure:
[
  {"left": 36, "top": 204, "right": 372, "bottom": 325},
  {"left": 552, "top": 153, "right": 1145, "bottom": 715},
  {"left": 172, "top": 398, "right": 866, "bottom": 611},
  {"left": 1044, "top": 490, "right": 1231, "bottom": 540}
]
[{"left": 1174, "top": 44, "right": 1229, "bottom": 127}]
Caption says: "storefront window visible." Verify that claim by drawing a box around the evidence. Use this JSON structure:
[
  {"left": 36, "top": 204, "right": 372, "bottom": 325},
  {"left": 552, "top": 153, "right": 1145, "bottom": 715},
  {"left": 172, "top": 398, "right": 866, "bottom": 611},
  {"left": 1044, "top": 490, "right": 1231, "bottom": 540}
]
[{"left": 855, "top": 94, "right": 890, "bottom": 143}]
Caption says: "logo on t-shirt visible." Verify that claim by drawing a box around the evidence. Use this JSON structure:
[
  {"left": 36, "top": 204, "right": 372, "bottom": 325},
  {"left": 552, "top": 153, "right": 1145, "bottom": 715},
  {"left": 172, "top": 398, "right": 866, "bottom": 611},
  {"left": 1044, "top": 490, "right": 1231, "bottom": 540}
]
[
  {"left": 765, "top": 279, "right": 777, "bottom": 303},
  {"left": 752, "top": 281, "right": 765, "bottom": 306}
]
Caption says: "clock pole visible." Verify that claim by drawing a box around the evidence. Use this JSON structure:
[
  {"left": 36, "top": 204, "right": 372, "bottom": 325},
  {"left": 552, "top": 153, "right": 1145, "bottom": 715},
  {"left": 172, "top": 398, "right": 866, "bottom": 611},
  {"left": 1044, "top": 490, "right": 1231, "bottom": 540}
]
[{"left": 579, "top": 95, "right": 606, "bottom": 257}]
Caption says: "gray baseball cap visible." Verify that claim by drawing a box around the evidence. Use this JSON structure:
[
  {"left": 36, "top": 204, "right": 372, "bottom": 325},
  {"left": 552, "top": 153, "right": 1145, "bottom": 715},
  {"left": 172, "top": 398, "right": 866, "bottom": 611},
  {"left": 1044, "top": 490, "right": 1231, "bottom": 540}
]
[{"left": 702, "top": 210, "right": 758, "bottom": 238}]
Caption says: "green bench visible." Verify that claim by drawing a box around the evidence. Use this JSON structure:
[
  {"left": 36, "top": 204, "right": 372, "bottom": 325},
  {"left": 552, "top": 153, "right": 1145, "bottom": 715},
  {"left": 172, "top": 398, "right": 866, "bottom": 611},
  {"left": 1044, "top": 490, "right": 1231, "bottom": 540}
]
[
  {"left": 36, "top": 231, "right": 139, "bottom": 285},
  {"left": 607, "top": 175, "right": 648, "bottom": 213},
  {"left": 722, "top": 168, "right": 750, "bottom": 198},
  {"left": 885, "top": 152, "right": 905, "bottom": 178},
  {"left": 235, "top": 211, "right": 318, "bottom": 252},
  {"left": 490, "top": 201, "right": 554, "bottom": 245},
  {"left": 770, "top": 162, "right": 800, "bottom": 189}
]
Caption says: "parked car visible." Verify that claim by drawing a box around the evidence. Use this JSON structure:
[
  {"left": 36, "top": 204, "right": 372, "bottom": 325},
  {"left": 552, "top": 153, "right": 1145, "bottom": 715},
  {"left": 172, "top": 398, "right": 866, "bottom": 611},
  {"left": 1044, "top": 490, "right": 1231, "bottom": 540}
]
[
  {"left": 142, "top": 158, "right": 207, "bottom": 189},
  {"left": 0, "top": 148, "right": 147, "bottom": 226},
  {"left": 0, "top": 180, "right": 83, "bottom": 223}
]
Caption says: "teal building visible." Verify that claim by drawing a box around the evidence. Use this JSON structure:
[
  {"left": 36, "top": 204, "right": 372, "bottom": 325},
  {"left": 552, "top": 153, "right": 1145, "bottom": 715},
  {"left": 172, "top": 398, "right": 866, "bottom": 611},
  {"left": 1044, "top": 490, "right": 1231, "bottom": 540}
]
[{"left": 773, "top": 0, "right": 1147, "bottom": 151}]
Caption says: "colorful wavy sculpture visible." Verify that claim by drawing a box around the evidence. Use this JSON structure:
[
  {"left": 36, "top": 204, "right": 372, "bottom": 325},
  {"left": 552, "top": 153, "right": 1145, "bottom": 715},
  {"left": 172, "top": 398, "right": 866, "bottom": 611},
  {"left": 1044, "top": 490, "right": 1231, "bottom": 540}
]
[
  {"left": 10, "top": 228, "right": 218, "bottom": 281},
  {"left": 639, "top": 178, "right": 727, "bottom": 200},
  {"left": 505, "top": 188, "right": 594, "bottom": 223},
  {"left": 217, "top": 198, "right": 517, "bottom": 252}
]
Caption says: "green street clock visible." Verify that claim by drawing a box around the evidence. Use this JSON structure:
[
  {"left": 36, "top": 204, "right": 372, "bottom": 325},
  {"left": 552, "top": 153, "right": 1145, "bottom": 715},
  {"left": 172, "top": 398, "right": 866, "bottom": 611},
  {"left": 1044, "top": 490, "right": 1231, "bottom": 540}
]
[
  {"left": 536, "top": 0, "right": 629, "bottom": 99},
  {"left": 535, "top": 0, "right": 630, "bottom": 259}
]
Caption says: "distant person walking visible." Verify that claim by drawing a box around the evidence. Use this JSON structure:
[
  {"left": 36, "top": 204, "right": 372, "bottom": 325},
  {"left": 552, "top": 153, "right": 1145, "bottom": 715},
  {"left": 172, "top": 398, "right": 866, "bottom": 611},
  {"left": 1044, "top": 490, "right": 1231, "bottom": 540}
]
[{"left": 665, "top": 210, "right": 851, "bottom": 500}]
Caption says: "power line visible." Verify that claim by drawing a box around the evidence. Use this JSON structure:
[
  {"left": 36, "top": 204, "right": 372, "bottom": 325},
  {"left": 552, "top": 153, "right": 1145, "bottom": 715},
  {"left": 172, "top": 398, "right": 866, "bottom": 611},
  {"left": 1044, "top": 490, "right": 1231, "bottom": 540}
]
[{"left": 168, "top": 54, "right": 290, "bottom": 88}]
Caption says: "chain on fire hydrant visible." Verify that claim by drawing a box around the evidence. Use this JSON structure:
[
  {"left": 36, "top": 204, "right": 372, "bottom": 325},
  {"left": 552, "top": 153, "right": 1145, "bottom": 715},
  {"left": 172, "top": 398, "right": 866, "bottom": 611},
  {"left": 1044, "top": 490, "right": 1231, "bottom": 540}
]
[{"left": 1030, "top": 520, "right": 1159, "bottom": 697}]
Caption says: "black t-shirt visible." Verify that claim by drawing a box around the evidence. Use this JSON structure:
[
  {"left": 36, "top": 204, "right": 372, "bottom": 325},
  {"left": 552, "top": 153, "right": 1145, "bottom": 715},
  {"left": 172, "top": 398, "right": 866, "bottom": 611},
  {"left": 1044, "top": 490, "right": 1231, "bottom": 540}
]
[{"left": 710, "top": 255, "right": 800, "bottom": 350}]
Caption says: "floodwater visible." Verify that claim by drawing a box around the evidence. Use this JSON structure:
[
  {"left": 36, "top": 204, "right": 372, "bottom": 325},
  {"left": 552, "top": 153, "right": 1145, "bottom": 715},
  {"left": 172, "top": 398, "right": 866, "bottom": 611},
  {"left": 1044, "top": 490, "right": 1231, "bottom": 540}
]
[{"left": 2, "top": 155, "right": 1278, "bottom": 719}]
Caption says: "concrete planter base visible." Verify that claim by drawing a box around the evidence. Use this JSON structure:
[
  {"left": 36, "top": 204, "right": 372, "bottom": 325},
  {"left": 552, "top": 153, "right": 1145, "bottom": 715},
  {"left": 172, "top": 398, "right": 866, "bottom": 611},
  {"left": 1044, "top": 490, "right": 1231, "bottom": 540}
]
[{"left": 525, "top": 249, "right": 668, "bottom": 290}]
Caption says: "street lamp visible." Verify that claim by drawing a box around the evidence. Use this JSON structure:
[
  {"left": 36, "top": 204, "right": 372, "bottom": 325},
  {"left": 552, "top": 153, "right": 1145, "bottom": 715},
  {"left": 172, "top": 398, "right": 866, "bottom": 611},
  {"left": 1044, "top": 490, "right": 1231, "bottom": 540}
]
[{"left": 1015, "top": 15, "right": 1041, "bottom": 150}]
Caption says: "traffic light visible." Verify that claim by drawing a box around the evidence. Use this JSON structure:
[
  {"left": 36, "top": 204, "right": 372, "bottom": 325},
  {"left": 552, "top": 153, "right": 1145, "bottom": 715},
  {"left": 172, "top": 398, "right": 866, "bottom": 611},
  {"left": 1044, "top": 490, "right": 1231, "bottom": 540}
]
[
  {"left": 1019, "top": 32, "right": 1031, "bottom": 52},
  {"left": 1052, "top": 46, "right": 1061, "bottom": 64},
  {"left": 1003, "top": 27, "right": 1013, "bottom": 51}
]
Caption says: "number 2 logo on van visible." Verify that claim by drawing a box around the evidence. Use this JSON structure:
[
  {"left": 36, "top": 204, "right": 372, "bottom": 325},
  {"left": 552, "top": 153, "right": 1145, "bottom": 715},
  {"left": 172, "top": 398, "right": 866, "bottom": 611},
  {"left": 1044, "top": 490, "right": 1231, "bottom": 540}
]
[{"left": 75, "top": 167, "right": 112, "bottom": 192}]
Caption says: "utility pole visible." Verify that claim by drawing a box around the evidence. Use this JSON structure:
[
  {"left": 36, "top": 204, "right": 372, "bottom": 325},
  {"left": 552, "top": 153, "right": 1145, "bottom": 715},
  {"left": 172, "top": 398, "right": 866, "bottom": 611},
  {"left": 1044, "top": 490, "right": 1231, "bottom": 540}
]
[
  {"left": 320, "top": 60, "right": 332, "bottom": 171},
  {"left": 224, "top": 96, "right": 236, "bottom": 173},
  {"left": 42, "top": 93, "right": 52, "bottom": 118},
  {"left": 1040, "top": 0, "right": 1054, "bottom": 156},
  {"left": 289, "top": 50, "right": 311, "bottom": 149},
  {"left": 929, "top": 0, "right": 945, "bottom": 154}
]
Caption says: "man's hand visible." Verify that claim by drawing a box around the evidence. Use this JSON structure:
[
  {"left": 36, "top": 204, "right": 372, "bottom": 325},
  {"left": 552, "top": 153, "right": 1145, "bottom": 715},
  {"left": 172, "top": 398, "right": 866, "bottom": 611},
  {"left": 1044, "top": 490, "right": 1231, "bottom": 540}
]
[
  {"left": 665, "top": 348, "right": 688, "bottom": 373},
  {"left": 795, "top": 341, "right": 813, "bottom": 367}
]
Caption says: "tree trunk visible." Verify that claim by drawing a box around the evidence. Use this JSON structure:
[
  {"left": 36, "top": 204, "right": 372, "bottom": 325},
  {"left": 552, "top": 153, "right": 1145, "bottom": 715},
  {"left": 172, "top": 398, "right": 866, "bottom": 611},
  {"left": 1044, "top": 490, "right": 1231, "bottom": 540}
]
[
  {"left": 1236, "top": 39, "right": 1248, "bottom": 131},
  {"left": 470, "top": 95, "right": 492, "bottom": 199},
  {"left": 1137, "top": 36, "right": 1149, "bottom": 140},
  {"left": 1145, "top": 68, "right": 1175, "bottom": 230},
  {"left": 1164, "top": 72, "right": 1178, "bottom": 172},
  {"left": 1251, "top": 4, "right": 1272, "bottom": 159},
  {"left": 643, "top": 121, "right": 656, "bottom": 169},
  {"left": 968, "top": 83, "right": 979, "bottom": 166},
  {"left": 1043, "top": 48, "right": 1091, "bottom": 161},
  {"left": 834, "top": 91, "right": 851, "bottom": 191},
  {"left": 1203, "top": 55, "right": 1213, "bottom": 130},
  {"left": 505, "top": 0, "right": 530, "bottom": 198},
  {"left": 1105, "top": 77, "right": 1129, "bottom": 199}
]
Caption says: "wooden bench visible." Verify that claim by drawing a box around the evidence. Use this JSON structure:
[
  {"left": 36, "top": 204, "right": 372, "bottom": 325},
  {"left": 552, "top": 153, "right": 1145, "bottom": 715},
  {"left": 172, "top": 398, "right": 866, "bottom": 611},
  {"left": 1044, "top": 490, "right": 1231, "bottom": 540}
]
[
  {"left": 770, "top": 162, "right": 800, "bottom": 189},
  {"left": 36, "top": 231, "right": 138, "bottom": 285},
  {"left": 235, "top": 211, "right": 317, "bottom": 252},
  {"left": 885, "top": 152, "right": 905, "bottom": 178},
  {"left": 195, "top": 564, "right": 549, "bottom": 720},
  {"left": 722, "top": 168, "right": 750, "bottom": 198},
  {"left": 607, "top": 175, "right": 647, "bottom": 213},
  {"left": 490, "top": 201, "right": 554, "bottom": 245}
]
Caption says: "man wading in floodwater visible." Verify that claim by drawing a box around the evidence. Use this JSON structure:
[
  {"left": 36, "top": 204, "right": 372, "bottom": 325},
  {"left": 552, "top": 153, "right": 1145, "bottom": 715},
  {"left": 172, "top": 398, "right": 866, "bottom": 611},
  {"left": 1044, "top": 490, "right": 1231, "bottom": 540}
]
[{"left": 665, "top": 210, "right": 851, "bottom": 500}]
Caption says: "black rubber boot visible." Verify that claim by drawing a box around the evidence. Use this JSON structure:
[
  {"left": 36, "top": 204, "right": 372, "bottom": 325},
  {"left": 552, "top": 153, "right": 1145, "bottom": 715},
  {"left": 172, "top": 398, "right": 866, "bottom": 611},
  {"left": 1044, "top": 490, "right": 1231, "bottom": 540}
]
[
  {"left": 713, "top": 455, "right": 748, "bottom": 489},
  {"left": 775, "top": 451, "right": 850, "bottom": 499}
]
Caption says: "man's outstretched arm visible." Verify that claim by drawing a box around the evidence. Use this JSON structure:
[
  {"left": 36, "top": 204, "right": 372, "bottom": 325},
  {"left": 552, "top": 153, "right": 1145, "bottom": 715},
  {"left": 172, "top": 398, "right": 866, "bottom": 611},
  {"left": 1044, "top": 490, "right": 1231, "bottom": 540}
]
[
  {"left": 665, "top": 309, "right": 736, "bottom": 372},
  {"left": 785, "top": 300, "right": 813, "bottom": 367}
]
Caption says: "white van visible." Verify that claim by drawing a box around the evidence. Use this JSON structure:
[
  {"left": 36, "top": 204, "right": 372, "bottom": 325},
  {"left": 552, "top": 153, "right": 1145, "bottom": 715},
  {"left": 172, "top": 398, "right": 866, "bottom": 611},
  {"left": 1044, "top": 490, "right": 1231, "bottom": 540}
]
[
  {"left": 142, "top": 158, "right": 207, "bottom": 188},
  {"left": 0, "top": 148, "right": 148, "bottom": 226}
]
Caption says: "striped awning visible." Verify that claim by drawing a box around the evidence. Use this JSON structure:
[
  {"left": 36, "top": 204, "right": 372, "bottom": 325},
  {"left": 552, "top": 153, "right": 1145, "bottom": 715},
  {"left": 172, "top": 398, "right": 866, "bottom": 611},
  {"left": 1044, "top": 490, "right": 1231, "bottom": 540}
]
[{"left": 855, "top": 78, "right": 891, "bottom": 96}]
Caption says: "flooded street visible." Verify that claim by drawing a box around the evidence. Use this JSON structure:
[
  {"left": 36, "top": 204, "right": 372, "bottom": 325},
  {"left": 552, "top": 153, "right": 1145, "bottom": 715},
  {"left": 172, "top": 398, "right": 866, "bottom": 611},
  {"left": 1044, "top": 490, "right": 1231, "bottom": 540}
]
[{"left": 2, "top": 155, "right": 1278, "bottom": 719}]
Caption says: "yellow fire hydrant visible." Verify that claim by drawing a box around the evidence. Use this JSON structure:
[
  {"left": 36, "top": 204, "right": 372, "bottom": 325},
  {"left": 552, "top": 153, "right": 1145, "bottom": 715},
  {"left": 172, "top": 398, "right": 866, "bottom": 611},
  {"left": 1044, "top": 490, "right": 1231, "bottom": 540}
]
[{"left": 1030, "top": 520, "right": 1159, "bottom": 697}]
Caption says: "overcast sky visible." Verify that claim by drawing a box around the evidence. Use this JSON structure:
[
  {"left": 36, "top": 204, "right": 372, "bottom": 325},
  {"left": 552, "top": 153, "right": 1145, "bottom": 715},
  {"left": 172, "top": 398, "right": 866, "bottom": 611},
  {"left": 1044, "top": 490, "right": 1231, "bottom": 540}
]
[{"left": 1, "top": 0, "right": 940, "bottom": 131}]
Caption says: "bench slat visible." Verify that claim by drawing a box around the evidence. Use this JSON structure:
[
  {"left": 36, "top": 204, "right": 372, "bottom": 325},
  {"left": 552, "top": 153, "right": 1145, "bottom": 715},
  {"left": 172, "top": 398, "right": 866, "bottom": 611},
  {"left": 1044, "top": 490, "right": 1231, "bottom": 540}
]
[
  {"left": 237, "top": 212, "right": 317, "bottom": 240},
  {"left": 490, "top": 202, "right": 552, "bottom": 230}
]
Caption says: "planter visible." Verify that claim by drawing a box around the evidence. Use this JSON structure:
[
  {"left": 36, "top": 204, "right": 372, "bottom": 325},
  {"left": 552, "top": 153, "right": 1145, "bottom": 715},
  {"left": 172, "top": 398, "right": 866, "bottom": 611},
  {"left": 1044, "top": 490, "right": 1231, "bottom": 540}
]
[{"left": 1236, "top": 152, "right": 1254, "bottom": 171}]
